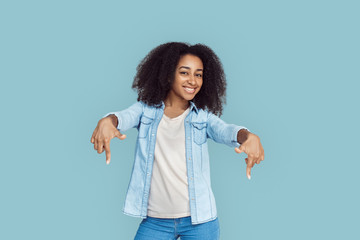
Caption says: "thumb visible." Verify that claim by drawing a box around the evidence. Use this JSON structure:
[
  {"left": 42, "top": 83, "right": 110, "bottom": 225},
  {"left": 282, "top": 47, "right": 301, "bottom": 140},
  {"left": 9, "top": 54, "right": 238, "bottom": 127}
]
[
  {"left": 235, "top": 145, "right": 245, "bottom": 154},
  {"left": 115, "top": 131, "right": 127, "bottom": 140}
]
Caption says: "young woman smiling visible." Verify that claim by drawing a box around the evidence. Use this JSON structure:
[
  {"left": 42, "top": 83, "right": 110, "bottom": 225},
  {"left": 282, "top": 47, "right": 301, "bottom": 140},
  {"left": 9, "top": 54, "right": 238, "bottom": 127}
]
[{"left": 90, "top": 42, "right": 264, "bottom": 240}]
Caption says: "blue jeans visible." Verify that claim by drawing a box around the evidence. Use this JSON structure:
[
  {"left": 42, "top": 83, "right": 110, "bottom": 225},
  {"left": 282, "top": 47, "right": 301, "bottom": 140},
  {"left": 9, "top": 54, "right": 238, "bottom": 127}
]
[{"left": 134, "top": 216, "right": 220, "bottom": 240}]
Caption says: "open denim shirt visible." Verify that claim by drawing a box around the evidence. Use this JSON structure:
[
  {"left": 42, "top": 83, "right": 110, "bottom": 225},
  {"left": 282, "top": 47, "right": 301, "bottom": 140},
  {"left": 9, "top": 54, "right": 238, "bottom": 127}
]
[{"left": 105, "top": 101, "right": 247, "bottom": 224}]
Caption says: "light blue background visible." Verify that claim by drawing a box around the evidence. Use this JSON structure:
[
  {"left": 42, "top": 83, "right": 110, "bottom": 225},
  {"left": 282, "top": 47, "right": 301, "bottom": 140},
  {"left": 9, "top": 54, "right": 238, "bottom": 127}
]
[{"left": 1, "top": 0, "right": 359, "bottom": 239}]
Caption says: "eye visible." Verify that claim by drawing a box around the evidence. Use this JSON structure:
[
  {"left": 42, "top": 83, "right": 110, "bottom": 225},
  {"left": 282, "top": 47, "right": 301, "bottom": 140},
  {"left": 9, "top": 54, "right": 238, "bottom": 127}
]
[
  {"left": 180, "top": 71, "right": 188, "bottom": 75},
  {"left": 196, "top": 73, "right": 202, "bottom": 78}
]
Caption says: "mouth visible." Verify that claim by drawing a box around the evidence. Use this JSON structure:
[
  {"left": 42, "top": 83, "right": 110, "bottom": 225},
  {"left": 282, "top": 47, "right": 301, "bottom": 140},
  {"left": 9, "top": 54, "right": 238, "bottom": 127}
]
[{"left": 183, "top": 87, "right": 196, "bottom": 94}]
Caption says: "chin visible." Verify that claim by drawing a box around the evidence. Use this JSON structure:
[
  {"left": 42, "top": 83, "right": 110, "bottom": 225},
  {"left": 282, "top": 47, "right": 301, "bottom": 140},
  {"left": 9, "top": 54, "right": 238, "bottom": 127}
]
[{"left": 184, "top": 95, "right": 196, "bottom": 101}]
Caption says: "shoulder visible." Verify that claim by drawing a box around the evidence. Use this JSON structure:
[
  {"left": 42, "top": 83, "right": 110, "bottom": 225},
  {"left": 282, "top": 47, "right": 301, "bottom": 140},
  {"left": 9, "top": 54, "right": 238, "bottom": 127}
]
[
  {"left": 191, "top": 108, "right": 212, "bottom": 123},
  {"left": 194, "top": 105, "right": 220, "bottom": 119},
  {"left": 139, "top": 101, "right": 162, "bottom": 118}
]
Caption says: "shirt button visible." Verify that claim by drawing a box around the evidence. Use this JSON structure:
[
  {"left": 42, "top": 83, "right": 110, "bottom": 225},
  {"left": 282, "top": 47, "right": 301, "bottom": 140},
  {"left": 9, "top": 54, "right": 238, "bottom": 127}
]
[
  {"left": 191, "top": 198, "right": 194, "bottom": 201},
  {"left": 189, "top": 157, "right": 191, "bottom": 160},
  {"left": 187, "top": 137, "right": 190, "bottom": 140},
  {"left": 186, "top": 121, "right": 189, "bottom": 123},
  {"left": 151, "top": 133, "right": 154, "bottom": 136}
]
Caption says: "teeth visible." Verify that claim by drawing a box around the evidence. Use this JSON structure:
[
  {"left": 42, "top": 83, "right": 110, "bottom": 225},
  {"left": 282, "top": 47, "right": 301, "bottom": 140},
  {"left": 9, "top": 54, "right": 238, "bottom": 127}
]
[{"left": 184, "top": 87, "right": 195, "bottom": 93}]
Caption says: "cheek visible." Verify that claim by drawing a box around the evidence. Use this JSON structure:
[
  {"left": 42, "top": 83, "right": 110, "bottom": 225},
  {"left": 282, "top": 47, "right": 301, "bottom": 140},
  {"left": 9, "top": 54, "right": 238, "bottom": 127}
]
[
  {"left": 198, "top": 80, "right": 203, "bottom": 89},
  {"left": 172, "top": 78, "right": 182, "bottom": 90}
]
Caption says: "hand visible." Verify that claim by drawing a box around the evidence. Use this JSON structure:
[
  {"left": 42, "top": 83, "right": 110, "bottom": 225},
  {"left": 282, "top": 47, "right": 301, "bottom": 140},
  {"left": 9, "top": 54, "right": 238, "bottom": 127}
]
[
  {"left": 90, "top": 116, "right": 126, "bottom": 165},
  {"left": 235, "top": 133, "right": 264, "bottom": 180}
]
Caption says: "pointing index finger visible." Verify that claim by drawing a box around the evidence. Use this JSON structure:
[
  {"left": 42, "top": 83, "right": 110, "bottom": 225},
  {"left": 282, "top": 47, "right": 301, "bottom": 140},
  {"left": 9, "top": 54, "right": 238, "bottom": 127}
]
[
  {"left": 246, "top": 165, "right": 251, "bottom": 180},
  {"left": 246, "top": 158, "right": 255, "bottom": 180},
  {"left": 104, "top": 141, "right": 111, "bottom": 165}
]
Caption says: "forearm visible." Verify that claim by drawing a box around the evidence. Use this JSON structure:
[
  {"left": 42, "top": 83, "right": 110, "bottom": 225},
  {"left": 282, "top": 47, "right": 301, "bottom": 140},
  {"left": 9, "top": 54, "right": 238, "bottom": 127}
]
[{"left": 102, "top": 101, "right": 143, "bottom": 131}]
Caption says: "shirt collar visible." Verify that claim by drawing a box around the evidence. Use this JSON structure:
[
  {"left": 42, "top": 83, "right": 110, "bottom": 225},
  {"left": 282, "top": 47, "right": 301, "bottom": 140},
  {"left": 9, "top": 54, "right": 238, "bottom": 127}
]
[{"left": 189, "top": 101, "right": 199, "bottom": 113}]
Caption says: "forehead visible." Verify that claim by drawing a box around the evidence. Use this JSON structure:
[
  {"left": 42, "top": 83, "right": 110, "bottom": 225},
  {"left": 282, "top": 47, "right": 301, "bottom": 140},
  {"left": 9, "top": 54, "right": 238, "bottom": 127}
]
[{"left": 177, "top": 54, "right": 203, "bottom": 68}]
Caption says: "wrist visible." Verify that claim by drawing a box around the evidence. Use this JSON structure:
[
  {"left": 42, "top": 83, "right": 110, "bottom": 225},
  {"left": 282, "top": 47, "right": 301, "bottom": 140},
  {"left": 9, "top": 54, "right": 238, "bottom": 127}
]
[
  {"left": 237, "top": 129, "right": 250, "bottom": 144},
  {"left": 105, "top": 114, "right": 118, "bottom": 128}
]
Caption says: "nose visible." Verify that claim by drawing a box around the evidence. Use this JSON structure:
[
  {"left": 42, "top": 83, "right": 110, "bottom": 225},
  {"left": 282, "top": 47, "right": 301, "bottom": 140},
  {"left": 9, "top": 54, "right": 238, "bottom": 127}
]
[{"left": 187, "top": 74, "right": 196, "bottom": 85}]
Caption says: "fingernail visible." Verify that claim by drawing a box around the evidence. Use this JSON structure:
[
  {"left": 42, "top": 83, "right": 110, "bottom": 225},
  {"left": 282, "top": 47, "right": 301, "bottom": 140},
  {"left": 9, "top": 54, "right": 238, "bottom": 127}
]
[
  {"left": 247, "top": 175, "right": 251, "bottom": 180},
  {"left": 106, "top": 161, "right": 109, "bottom": 165}
]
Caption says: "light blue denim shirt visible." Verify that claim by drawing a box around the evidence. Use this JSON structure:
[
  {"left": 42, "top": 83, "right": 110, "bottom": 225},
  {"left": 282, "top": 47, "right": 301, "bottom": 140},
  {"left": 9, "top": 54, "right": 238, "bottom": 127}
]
[{"left": 105, "top": 101, "right": 247, "bottom": 224}]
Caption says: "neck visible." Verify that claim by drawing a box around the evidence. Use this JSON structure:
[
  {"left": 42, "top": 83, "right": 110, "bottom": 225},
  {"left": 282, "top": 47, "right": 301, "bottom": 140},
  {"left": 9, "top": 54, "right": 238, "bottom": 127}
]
[{"left": 164, "top": 92, "right": 190, "bottom": 110}]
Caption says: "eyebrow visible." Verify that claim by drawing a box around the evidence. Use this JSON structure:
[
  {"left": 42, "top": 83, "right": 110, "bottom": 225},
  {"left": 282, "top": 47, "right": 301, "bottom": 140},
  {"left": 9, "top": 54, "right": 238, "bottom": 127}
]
[{"left": 179, "top": 66, "right": 203, "bottom": 71}]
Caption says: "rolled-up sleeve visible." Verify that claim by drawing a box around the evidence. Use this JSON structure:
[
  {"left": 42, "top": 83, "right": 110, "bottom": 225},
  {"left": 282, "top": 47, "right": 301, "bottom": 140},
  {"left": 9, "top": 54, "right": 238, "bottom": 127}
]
[
  {"left": 103, "top": 101, "right": 143, "bottom": 132},
  {"left": 206, "top": 112, "right": 249, "bottom": 148}
]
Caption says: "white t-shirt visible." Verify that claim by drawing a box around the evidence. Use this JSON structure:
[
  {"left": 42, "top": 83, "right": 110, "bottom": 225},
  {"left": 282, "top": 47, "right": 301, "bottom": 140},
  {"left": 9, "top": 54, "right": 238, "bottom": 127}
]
[{"left": 147, "top": 108, "right": 191, "bottom": 218}]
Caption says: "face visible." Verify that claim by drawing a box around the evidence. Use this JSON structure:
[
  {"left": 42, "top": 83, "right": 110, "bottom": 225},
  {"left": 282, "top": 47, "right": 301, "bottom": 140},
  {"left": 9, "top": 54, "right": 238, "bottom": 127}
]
[{"left": 168, "top": 54, "right": 203, "bottom": 102}]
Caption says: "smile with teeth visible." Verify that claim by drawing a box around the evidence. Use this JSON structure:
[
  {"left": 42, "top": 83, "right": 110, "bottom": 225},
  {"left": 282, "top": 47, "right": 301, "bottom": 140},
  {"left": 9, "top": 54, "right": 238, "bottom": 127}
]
[{"left": 183, "top": 87, "right": 196, "bottom": 93}]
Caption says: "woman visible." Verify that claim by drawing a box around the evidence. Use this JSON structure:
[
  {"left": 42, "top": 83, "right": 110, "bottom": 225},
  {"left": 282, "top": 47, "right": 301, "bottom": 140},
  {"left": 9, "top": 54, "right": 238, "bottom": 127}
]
[{"left": 91, "top": 42, "right": 264, "bottom": 239}]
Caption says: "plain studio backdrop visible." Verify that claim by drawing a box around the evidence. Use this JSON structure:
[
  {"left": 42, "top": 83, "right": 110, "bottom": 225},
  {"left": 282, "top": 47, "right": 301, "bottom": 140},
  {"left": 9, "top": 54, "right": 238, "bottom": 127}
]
[{"left": 1, "top": 0, "right": 359, "bottom": 239}]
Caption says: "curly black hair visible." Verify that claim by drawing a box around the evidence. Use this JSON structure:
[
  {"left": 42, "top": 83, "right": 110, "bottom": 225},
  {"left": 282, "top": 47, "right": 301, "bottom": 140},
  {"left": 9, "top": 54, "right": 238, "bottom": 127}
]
[{"left": 132, "top": 42, "right": 226, "bottom": 116}]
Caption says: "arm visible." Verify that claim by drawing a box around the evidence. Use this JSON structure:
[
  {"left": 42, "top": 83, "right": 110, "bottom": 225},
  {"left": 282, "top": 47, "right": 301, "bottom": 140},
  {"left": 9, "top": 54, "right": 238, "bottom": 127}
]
[
  {"left": 206, "top": 112, "right": 264, "bottom": 179},
  {"left": 90, "top": 102, "right": 143, "bottom": 164},
  {"left": 206, "top": 112, "right": 249, "bottom": 148},
  {"left": 102, "top": 101, "right": 143, "bottom": 132}
]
